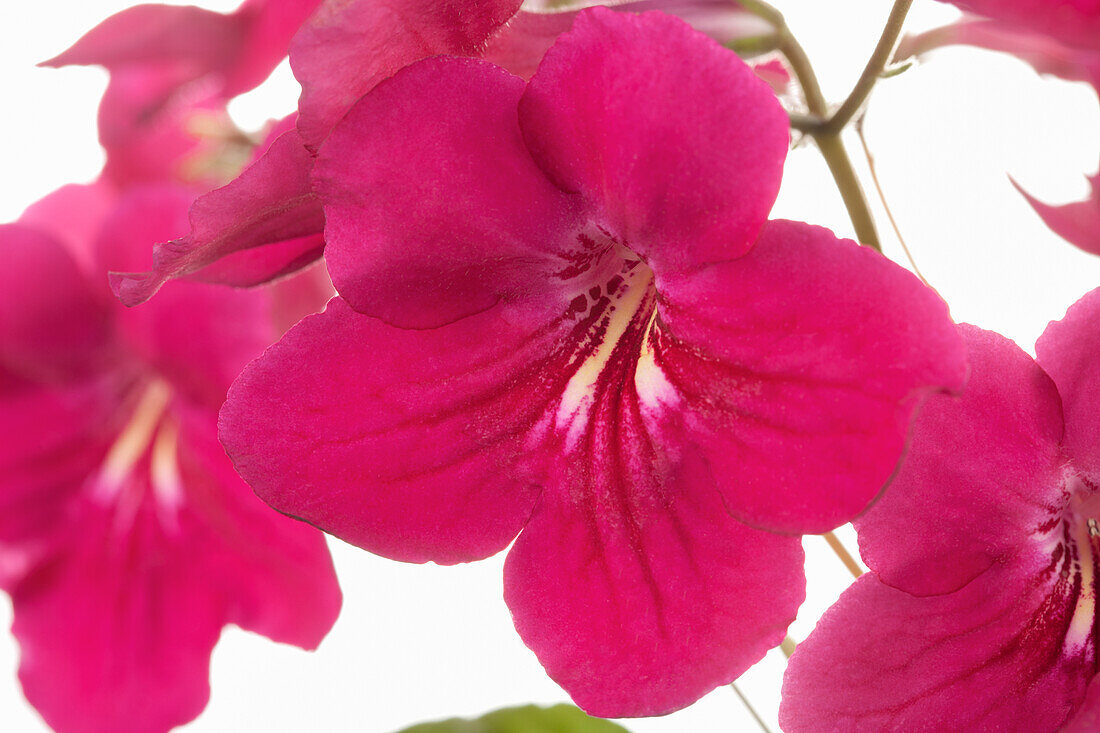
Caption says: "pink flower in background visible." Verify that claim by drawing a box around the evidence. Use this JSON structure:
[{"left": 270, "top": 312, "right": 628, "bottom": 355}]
[
  {"left": 781, "top": 292, "right": 1100, "bottom": 731},
  {"left": 105, "top": 0, "right": 779, "bottom": 306},
  {"left": 0, "top": 183, "right": 340, "bottom": 733},
  {"left": 901, "top": 2, "right": 1100, "bottom": 256},
  {"left": 43, "top": 0, "right": 323, "bottom": 189},
  {"left": 220, "top": 9, "right": 965, "bottom": 717}
]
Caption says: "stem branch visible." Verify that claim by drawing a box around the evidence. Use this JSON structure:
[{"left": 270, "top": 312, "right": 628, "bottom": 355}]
[{"left": 740, "top": 0, "right": 882, "bottom": 250}]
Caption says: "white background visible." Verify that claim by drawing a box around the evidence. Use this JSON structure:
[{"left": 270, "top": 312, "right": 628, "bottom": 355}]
[{"left": 2, "top": 0, "right": 1100, "bottom": 731}]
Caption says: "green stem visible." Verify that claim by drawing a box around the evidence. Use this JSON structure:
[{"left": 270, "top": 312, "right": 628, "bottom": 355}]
[
  {"left": 740, "top": 0, "right": 881, "bottom": 251},
  {"left": 822, "top": 0, "right": 915, "bottom": 135}
]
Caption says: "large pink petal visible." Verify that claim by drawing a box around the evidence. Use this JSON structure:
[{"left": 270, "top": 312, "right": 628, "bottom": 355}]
[
  {"left": 315, "top": 56, "right": 582, "bottom": 328},
  {"left": 780, "top": 545, "right": 1094, "bottom": 733},
  {"left": 483, "top": 0, "right": 773, "bottom": 81},
  {"left": 110, "top": 129, "right": 324, "bottom": 306},
  {"left": 857, "top": 325, "right": 1067, "bottom": 596},
  {"left": 505, "top": 440, "right": 803, "bottom": 717},
  {"left": 518, "top": 8, "right": 788, "bottom": 271},
  {"left": 655, "top": 220, "right": 967, "bottom": 534},
  {"left": 0, "top": 224, "right": 114, "bottom": 382},
  {"left": 95, "top": 186, "right": 277, "bottom": 408},
  {"left": 219, "top": 297, "right": 552, "bottom": 564},
  {"left": 289, "top": 0, "right": 521, "bottom": 149},
  {"left": 1037, "top": 287, "right": 1100, "bottom": 483},
  {"left": 1017, "top": 173, "right": 1100, "bottom": 257}
]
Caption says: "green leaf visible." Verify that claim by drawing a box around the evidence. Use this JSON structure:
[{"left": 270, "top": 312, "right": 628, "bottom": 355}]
[{"left": 395, "top": 704, "right": 632, "bottom": 733}]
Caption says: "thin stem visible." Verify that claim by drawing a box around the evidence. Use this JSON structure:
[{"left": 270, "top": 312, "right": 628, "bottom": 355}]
[
  {"left": 740, "top": 0, "right": 881, "bottom": 251},
  {"left": 731, "top": 682, "right": 775, "bottom": 733},
  {"left": 780, "top": 635, "right": 798, "bottom": 659},
  {"left": 821, "top": 0, "right": 914, "bottom": 135},
  {"left": 855, "top": 116, "right": 933, "bottom": 288},
  {"left": 823, "top": 531, "right": 864, "bottom": 580}
]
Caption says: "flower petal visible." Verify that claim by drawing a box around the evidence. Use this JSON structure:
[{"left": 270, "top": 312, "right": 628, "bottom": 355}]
[
  {"left": 174, "top": 402, "right": 341, "bottom": 649},
  {"left": 10, "top": 405, "right": 339, "bottom": 733},
  {"left": 289, "top": 0, "right": 521, "bottom": 149},
  {"left": 858, "top": 325, "right": 1067, "bottom": 595},
  {"left": 655, "top": 220, "right": 967, "bottom": 534},
  {"left": 96, "top": 186, "right": 277, "bottom": 408},
  {"left": 219, "top": 297, "right": 551, "bottom": 564},
  {"left": 0, "top": 224, "right": 114, "bottom": 382},
  {"left": 518, "top": 7, "right": 788, "bottom": 270},
  {"left": 1037, "top": 287, "right": 1100, "bottom": 483},
  {"left": 780, "top": 548, "right": 1093, "bottom": 733},
  {"left": 110, "top": 129, "right": 324, "bottom": 306},
  {"left": 315, "top": 56, "right": 582, "bottom": 328},
  {"left": 505, "top": 452, "right": 803, "bottom": 717},
  {"left": 1017, "top": 173, "right": 1100, "bottom": 257}
]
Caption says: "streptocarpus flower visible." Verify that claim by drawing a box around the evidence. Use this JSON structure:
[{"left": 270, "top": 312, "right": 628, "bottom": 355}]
[
  {"left": 219, "top": 8, "right": 966, "bottom": 716},
  {"left": 106, "top": 0, "right": 777, "bottom": 306},
  {"left": 899, "top": 4, "right": 1100, "bottom": 256},
  {"left": 0, "top": 184, "right": 340, "bottom": 733},
  {"left": 780, "top": 291, "right": 1100, "bottom": 732}
]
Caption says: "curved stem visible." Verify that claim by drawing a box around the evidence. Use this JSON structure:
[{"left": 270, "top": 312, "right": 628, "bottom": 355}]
[
  {"left": 740, "top": 0, "right": 881, "bottom": 251},
  {"left": 822, "top": 0, "right": 914, "bottom": 135},
  {"left": 731, "top": 682, "right": 775, "bottom": 733}
]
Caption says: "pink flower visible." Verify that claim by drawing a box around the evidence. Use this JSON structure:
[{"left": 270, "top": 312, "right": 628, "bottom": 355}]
[
  {"left": 899, "top": 5, "right": 1100, "bottom": 256},
  {"left": 219, "top": 8, "right": 966, "bottom": 717},
  {"left": 0, "top": 183, "right": 340, "bottom": 733},
  {"left": 780, "top": 290, "right": 1100, "bottom": 732},
  {"left": 43, "top": 0, "right": 323, "bottom": 188},
  {"left": 105, "top": 0, "right": 777, "bottom": 306}
]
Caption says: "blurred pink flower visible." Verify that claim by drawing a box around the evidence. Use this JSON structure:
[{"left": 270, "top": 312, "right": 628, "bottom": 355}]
[
  {"left": 43, "top": 0, "right": 322, "bottom": 189},
  {"left": 220, "top": 8, "right": 966, "bottom": 717},
  {"left": 105, "top": 0, "right": 780, "bottom": 306},
  {"left": 781, "top": 290, "right": 1100, "bottom": 731},
  {"left": 0, "top": 183, "right": 340, "bottom": 733}
]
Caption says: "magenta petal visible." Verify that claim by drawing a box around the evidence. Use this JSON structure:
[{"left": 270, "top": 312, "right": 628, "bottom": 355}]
[
  {"left": 10, "top": 406, "right": 338, "bottom": 733},
  {"left": 518, "top": 8, "right": 788, "bottom": 270},
  {"left": 858, "top": 325, "right": 1066, "bottom": 595},
  {"left": 505, "top": 474, "right": 803, "bottom": 717},
  {"left": 110, "top": 129, "right": 324, "bottom": 306},
  {"left": 1037, "top": 287, "right": 1100, "bottom": 482},
  {"left": 315, "top": 56, "right": 581, "bottom": 328},
  {"left": 174, "top": 403, "right": 341, "bottom": 649},
  {"left": 290, "top": 0, "right": 522, "bottom": 148},
  {"left": 12, "top": 492, "right": 224, "bottom": 733},
  {"left": 0, "top": 224, "right": 113, "bottom": 382},
  {"left": 1017, "top": 174, "right": 1100, "bottom": 257},
  {"left": 220, "top": 298, "right": 548, "bottom": 564},
  {"left": 657, "top": 220, "right": 966, "bottom": 534},
  {"left": 780, "top": 551, "right": 1092, "bottom": 733},
  {"left": 96, "top": 187, "right": 277, "bottom": 408}
]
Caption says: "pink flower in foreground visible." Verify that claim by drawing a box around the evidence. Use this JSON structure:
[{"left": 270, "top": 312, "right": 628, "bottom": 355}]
[
  {"left": 219, "top": 8, "right": 966, "bottom": 716},
  {"left": 0, "top": 183, "right": 340, "bottom": 733},
  {"left": 105, "top": 0, "right": 776, "bottom": 305},
  {"left": 901, "top": 3, "right": 1100, "bottom": 256},
  {"left": 43, "top": 0, "right": 322, "bottom": 188},
  {"left": 781, "top": 292, "right": 1100, "bottom": 732}
]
